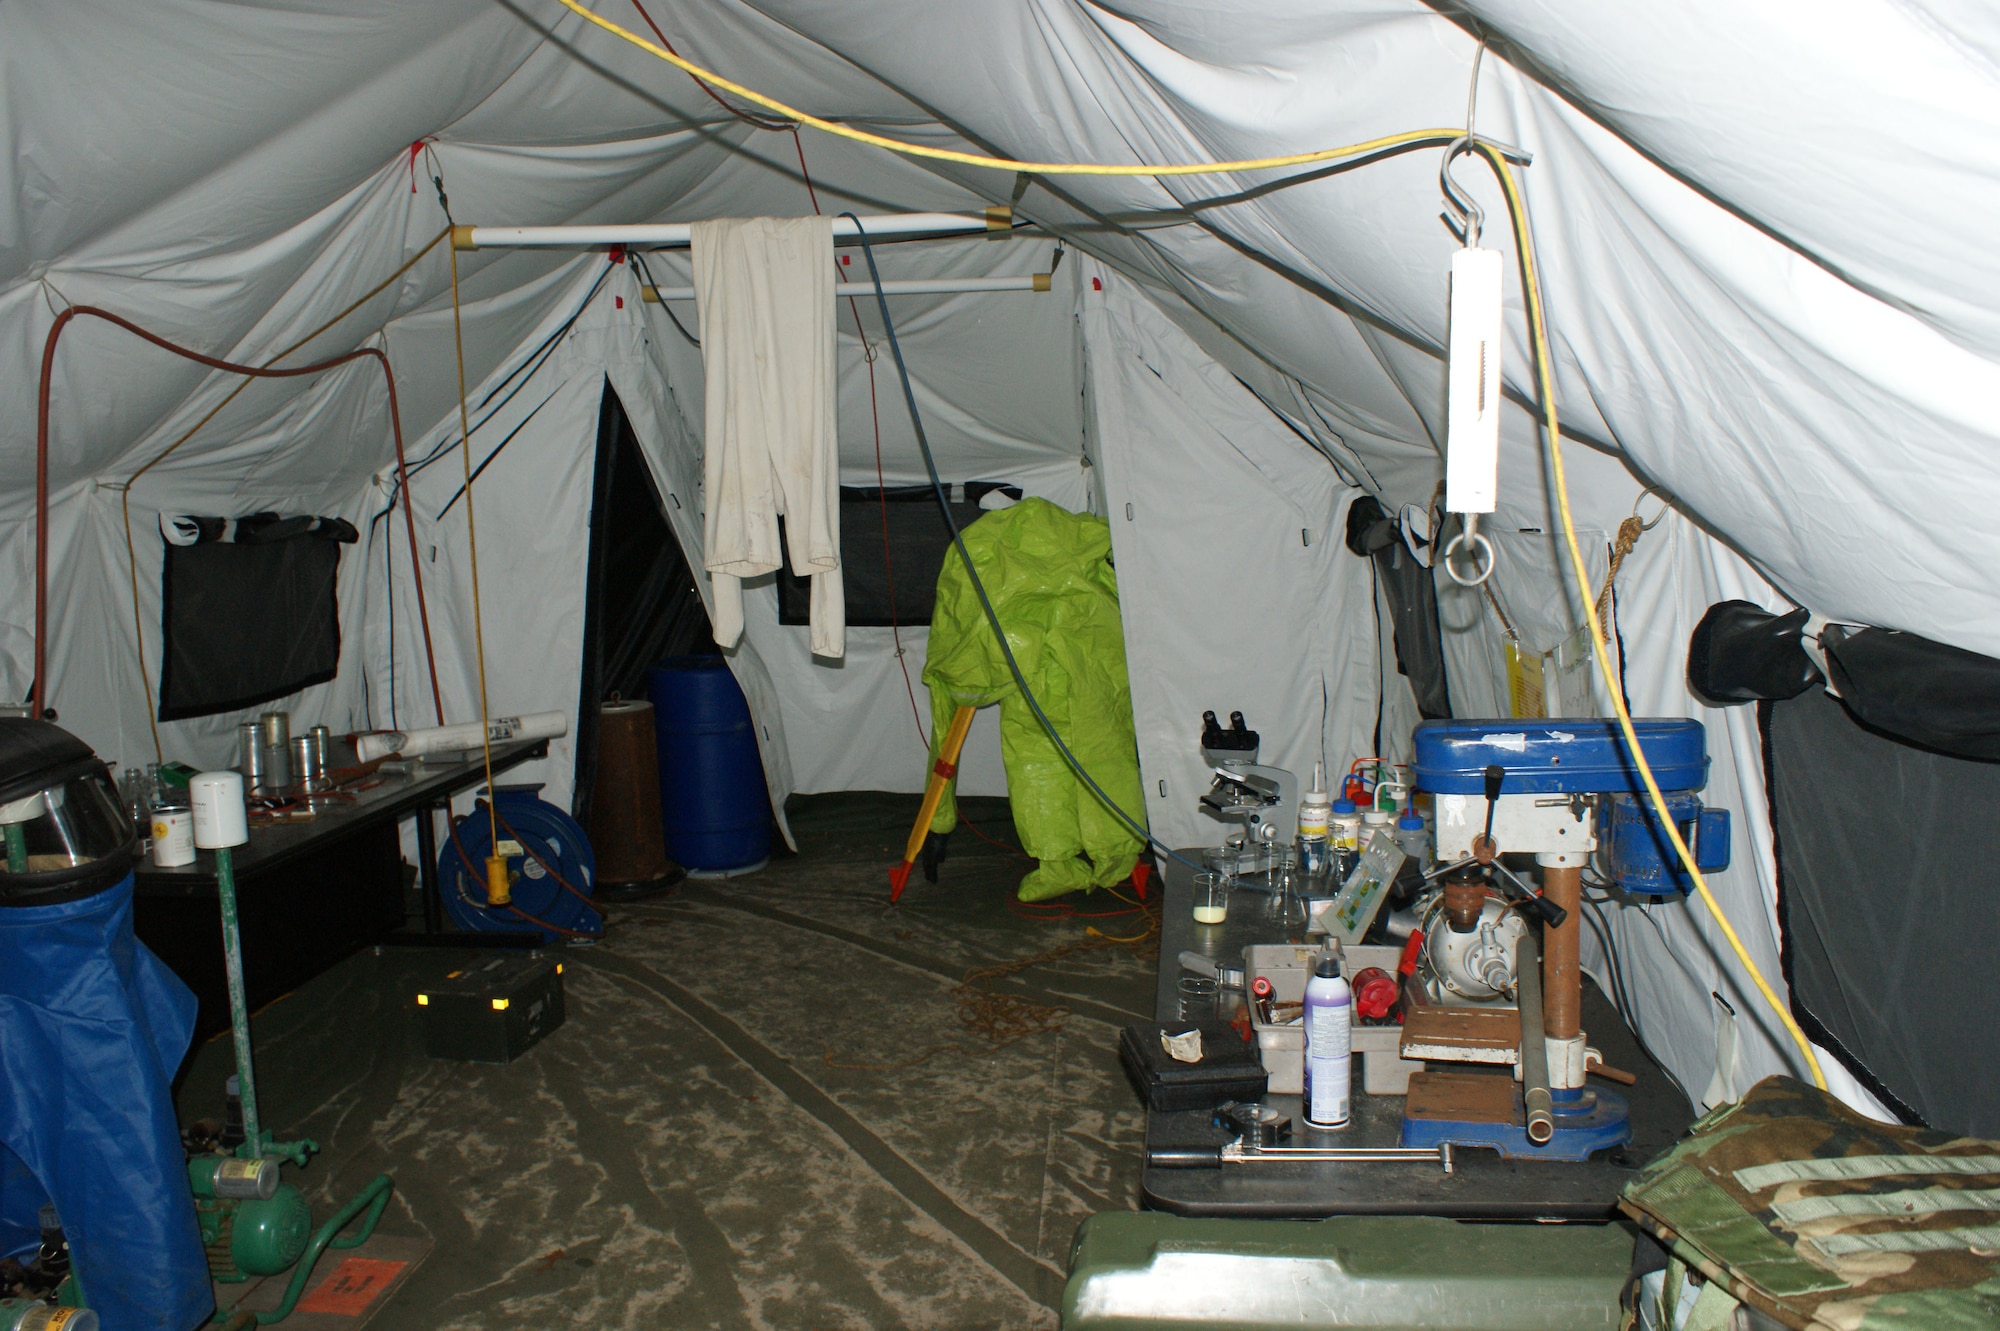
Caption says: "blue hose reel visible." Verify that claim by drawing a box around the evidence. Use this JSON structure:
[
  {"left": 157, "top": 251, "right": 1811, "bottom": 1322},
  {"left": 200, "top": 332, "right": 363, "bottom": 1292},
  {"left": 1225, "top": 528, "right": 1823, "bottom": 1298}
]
[{"left": 438, "top": 784, "right": 601, "bottom": 943}]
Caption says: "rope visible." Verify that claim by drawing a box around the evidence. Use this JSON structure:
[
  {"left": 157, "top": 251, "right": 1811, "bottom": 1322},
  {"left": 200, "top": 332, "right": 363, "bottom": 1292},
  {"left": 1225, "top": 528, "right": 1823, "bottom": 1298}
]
[
  {"left": 1594, "top": 514, "right": 1645, "bottom": 628},
  {"left": 556, "top": 0, "right": 1480, "bottom": 181},
  {"left": 823, "top": 901, "right": 1158, "bottom": 1072},
  {"left": 446, "top": 238, "right": 501, "bottom": 851},
  {"left": 1479, "top": 579, "right": 1521, "bottom": 644}
]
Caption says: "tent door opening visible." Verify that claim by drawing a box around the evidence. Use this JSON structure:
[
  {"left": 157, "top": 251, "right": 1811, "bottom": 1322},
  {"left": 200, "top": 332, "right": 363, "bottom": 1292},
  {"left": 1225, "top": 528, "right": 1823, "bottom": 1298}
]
[{"left": 570, "top": 381, "right": 715, "bottom": 829}]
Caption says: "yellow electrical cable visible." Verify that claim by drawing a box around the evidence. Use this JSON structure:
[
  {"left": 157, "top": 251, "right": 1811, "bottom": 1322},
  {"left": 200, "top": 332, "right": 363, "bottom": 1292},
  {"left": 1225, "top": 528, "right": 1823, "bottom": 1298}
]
[
  {"left": 1471, "top": 140, "right": 1826, "bottom": 1090},
  {"left": 558, "top": 0, "right": 1820, "bottom": 1086},
  {"left": 556, "top": 0, "right": 1463, "bottom": 179},
  {"left": 445, "top": 240, "right": 505, "bottom": 896}
]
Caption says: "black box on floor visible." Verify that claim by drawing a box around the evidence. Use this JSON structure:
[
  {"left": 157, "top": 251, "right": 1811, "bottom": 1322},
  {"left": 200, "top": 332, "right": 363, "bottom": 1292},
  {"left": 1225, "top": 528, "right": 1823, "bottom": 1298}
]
[
  {"left": 418, "top": 955, "right": 566, "bottom": 1063},
  {"left": 1119, "top": 1021, "right": 1268, "bottom": 1112}
]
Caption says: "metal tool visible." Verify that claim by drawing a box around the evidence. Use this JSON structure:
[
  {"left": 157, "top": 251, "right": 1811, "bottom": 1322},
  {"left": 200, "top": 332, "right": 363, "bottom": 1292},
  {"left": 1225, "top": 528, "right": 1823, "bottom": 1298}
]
[
  {"left": 1177, "top": 950, "right": 1244, "bottom": 990},
  {"left": 1149, "top": 1136, "right": 1454, "bottom": 1172},
  {"left": 1399, "top": 718, "right": 1727, "bottom": 1161},
  {"left": 1219, "top": 1101, "right": 1292, "bottom": 1148}
]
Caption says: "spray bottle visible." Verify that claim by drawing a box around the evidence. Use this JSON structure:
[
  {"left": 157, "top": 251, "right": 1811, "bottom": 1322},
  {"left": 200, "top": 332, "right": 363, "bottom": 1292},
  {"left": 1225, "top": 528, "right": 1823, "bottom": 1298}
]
[{"left": 1302, "top": 945, "right": 1353, "bottom": 1127}]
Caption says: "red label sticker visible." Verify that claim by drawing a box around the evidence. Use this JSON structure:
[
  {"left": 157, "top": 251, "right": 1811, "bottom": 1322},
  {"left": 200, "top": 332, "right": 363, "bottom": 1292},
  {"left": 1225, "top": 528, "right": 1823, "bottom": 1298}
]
[{"left": 296, "top": 1257, "right": 407, "bottom": 1315}]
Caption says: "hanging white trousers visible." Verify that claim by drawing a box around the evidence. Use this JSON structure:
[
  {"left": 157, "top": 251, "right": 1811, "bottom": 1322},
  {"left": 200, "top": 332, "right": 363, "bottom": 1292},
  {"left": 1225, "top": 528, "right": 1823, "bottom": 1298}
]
[{"left": 690, "top": 214, "right": 844, "bottom": 658}]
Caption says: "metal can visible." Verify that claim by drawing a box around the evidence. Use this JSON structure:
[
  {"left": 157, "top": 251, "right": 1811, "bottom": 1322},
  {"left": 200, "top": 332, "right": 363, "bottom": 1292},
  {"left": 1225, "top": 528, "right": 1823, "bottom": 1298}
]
[
  {"left": 238, "top": 721, "right": 266, "bottom": 789},
  {"left": 309, "top": 724, "right": 333, "bottom": 770},
  {"left": 292, "top": 735, "right": 324, "bottom": 791},
  {"left": 151, "top": 809, "right": 196, "bottom": 867}
]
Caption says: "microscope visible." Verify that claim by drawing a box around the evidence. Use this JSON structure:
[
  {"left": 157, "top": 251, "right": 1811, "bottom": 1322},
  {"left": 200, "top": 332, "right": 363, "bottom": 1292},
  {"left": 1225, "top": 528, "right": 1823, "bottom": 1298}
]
[{"left": 1196, "top": 711, "right": 1298, "bottom": 875}]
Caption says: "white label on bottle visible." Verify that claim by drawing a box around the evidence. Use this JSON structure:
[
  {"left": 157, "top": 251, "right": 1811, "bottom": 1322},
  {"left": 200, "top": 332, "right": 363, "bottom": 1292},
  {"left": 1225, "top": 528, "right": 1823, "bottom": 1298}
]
[{"left": 1305, "top": 999, "right": 1352, "bottom": 1125}]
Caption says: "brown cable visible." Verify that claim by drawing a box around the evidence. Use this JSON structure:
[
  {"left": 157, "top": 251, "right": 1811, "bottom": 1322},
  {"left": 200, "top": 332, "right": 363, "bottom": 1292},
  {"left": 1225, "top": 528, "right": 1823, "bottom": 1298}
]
[
  {"left": 102, "top": 229, "right": 454, "bottom": 757},
  {"left": 445, "top": 814, "right": 603, "bottom": 940},
  {"left": 34, "top": 266, "right": 448, "bottom": 744},
  {"left": 823, "top": 900, "right": 1159, "bottom": 1071}
]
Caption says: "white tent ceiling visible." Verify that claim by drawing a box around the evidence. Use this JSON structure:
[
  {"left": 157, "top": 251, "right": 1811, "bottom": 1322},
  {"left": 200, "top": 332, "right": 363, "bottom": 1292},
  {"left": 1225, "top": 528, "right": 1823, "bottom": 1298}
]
[{"left": 2, "top": 0, "right": 1972, "bottom": 1114}]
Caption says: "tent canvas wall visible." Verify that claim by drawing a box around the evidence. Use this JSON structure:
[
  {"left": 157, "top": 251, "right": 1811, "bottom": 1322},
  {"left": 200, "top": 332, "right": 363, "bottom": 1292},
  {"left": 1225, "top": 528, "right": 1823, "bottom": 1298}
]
[{"left": 5, "top": 0, "right": 1980, "bottom": 1126}]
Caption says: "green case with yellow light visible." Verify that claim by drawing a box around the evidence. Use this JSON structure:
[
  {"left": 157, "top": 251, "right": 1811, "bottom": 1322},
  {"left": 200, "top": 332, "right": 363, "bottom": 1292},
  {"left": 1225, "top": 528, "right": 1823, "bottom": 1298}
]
[{"left": 417, "top": 954, "right": 565, "bottom": 1063}]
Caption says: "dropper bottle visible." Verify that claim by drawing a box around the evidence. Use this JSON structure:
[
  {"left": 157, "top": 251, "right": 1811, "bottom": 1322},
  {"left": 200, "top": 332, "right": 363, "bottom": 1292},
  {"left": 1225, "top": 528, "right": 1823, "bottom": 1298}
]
[{"left": 1296, "top": 762, "right": 1332, "bottom": 895}]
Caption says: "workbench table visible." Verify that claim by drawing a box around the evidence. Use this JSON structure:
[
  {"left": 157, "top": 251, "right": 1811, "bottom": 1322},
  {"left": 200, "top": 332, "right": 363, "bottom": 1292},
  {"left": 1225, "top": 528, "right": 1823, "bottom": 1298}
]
[
  {"left": 1144, "top": 850, "right": 1693, "bottom": 1219},
  {"left": 134, "top": 738, "right": 549, "bottom": 1037}
]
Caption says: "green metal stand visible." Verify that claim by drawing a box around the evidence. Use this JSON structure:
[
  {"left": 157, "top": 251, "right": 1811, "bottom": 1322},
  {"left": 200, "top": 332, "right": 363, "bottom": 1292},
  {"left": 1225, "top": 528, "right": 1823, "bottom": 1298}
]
[
  {"left": 215, "top": 846, "right": 263, "bottom": 1157},
  {"left": 1062, "top": 1212, "right": 1632, "bottom": 1330},
  {"left": 204, "top": 841, "right": 392, "bottom": 1327}
]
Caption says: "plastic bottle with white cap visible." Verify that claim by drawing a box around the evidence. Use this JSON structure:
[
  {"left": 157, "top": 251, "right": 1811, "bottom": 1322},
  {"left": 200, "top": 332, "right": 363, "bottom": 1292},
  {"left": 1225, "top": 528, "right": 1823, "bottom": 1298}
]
[{"left": 1296, "top": 763, "right": 1333, "bottom": 894}]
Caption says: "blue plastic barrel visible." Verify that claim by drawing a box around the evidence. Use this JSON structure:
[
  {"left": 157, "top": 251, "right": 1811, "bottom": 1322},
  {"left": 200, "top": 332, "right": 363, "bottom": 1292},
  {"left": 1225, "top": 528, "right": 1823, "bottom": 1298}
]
[{"left": 647, "top": 658, "right": 771, "bottom": 873}]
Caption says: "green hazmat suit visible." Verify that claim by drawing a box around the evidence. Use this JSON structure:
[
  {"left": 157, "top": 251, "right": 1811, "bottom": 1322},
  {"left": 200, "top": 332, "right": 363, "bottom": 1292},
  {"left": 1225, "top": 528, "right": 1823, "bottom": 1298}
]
[{"left": 922, "top": 498, "right": 1148, "bottom": 902}]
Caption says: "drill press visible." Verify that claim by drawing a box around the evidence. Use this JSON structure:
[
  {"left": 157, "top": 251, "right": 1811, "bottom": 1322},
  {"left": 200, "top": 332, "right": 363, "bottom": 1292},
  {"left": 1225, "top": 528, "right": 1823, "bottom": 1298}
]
[{"left": 1397, "top": 718, "right": 1729, "bottom": 1161}]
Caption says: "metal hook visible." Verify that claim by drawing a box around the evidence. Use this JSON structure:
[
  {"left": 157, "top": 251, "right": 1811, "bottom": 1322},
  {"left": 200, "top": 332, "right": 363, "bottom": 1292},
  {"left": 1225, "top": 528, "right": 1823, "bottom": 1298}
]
[
  {"left": 1439, "top": 135, "right": 1483, "bottom": 248},
  {"left": 1441, "top": 511, "right": 1497, "bottom": 587},
  {"left": 1632, "top": 483, "right": 1673, "bottom": 531}
]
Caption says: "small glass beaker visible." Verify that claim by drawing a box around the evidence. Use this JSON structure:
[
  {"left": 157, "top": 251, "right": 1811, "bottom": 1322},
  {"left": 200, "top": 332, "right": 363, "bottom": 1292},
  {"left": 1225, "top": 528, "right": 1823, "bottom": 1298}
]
[
  {"left": 1192, "top": 870, "right": 1230, "bottom": 924},
  {"left": 1176, "top": 975, "right": 1218, "bottom": 1023}
]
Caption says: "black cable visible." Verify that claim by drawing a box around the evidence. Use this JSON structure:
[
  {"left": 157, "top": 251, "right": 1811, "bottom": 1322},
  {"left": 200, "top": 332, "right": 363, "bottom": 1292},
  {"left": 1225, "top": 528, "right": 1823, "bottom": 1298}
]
[
  {"left": 433, "top": 385, "right": 561, "bottom": 520},
  {"left": 843, "top": 212, "right": 1200, "bottom": 875},
  {"left": 1579, "top": 888, "right": 1693, "bottom": 1107},
  {"left": 630, "top": 252, "right": 700, "bottom": 348}
]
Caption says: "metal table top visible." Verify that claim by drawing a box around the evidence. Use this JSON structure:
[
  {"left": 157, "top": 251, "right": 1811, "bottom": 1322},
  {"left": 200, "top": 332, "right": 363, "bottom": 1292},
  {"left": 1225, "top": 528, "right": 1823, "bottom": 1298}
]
[
  {"left": 1143, "top": 849, "right": 1693, "bottom": 1219},
  {"left": 134, "top": 738, "right": 549, "bottom": 893}
]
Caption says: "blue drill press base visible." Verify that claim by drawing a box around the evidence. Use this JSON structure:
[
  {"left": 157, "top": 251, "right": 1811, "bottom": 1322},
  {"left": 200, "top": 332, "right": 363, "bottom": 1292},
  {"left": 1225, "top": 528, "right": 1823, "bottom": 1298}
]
[{"left": 1399, "top": 1087, "right": 1632, "bottom": 1162}]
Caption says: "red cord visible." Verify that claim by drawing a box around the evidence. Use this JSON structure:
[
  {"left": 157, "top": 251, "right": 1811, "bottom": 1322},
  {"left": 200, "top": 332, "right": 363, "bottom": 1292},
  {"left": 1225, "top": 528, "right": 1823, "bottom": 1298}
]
[
  {"left": 32, "top": 305, "right": 441, "bottom": 724},
  {"left": 629, "top": 1, "right": 794, "bottom": 131},
  {"left": 787, "top": 132, "right": 932, "bottom": 754},
  {"left": 1007, "top": 896, "right": 1146, "bottom": 921}
]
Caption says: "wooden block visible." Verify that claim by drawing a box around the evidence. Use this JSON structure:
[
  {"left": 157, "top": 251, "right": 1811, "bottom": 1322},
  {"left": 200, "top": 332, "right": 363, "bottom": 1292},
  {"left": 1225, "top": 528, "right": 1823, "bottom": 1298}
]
[
  {"left": 1403, "top": 1070, "right": 1520, "bottom": 1125},
  {"left": 1399, "top": 1004, "right": 1522, "bottom": 1064}
]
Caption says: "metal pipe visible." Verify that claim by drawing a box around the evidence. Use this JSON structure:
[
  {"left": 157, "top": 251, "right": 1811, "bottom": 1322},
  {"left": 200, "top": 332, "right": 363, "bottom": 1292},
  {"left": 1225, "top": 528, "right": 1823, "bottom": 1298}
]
[
  {"left": 455, "top": 209, "right": 1011, "bottom": 250},
  {"left": 215, "top": 844, "right": 261, "bottom": 1155},
  {"left": 1517, "top": 932, "right": 1553, "bottom": 1144},
  {"left": 1541, "top": 863, "right": 1582, "bottom": 1040},
  {"left": 641, "top": 273, "right": 1050, "bottom": 302},
  {"left": 1147, "top": 1143, "right": 1453, "bottom": 1172}
]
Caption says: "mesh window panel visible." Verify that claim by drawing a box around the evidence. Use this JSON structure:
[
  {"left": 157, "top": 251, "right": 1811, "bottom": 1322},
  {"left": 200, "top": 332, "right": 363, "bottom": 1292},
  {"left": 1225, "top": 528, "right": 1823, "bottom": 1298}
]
[{"left": 158, "top": 528, "right": 343, "bottom": 720}]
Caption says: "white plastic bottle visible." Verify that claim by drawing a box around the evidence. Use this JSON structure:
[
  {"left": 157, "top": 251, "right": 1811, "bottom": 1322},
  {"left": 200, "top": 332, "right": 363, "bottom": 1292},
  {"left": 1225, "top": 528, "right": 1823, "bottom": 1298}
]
[
  {"left": 1297, "top": 765, "right": 1333, "bottom": 894},
  {"left": 1395, "top": 807, "right": 1431, "bottom": 870},
  {"left": 1360, "top": 808, "right": 1393, "bottom": 854},
  {"left": 1302, "top": 950, "right": 1353, "bottom": 1127}
]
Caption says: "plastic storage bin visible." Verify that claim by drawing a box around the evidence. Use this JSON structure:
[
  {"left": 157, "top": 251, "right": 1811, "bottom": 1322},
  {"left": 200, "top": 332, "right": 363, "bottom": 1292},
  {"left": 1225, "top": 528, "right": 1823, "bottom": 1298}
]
[{"left": 1245, "top": 942, "right": 1421, "bottom": 1096}]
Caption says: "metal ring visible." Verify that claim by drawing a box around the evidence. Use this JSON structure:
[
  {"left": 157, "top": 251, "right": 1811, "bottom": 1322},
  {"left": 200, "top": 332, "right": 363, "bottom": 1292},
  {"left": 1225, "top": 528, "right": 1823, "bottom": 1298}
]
[
  {"left": 1441, "top": 528, "right": 1496, "bottom": 586},
  {"left": 1632, "top": 483, "right": 1673, "bottom": 531}
]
